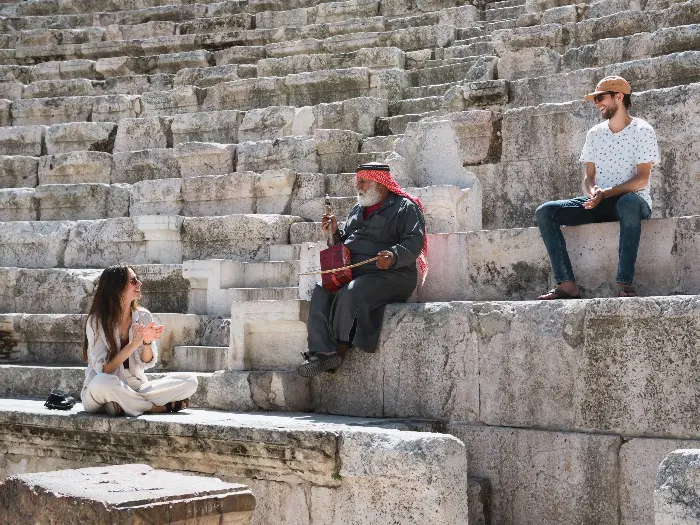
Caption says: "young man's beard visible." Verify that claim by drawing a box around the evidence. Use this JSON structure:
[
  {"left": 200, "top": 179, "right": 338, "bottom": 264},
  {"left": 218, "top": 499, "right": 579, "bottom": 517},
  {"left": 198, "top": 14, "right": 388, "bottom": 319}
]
[
  {"left": 602, "top": 103, "right": 618, "bottom": 120},
  {"left": 357, "top": 181, "right": 383, "bottom": 207}
]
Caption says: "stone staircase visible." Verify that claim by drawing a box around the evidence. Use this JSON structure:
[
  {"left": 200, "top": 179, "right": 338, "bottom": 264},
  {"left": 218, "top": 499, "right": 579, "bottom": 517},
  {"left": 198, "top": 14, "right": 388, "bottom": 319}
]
[{"left": 0, "top": 0, "right": 698, "bottom": 523}]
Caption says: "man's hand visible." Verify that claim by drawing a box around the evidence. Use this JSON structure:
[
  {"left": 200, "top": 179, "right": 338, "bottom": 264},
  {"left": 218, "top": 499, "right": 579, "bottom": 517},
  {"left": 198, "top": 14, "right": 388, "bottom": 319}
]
[
  {"left": 376, "top": 250, "right": 394, "bottom": 270},
  {"left": 321, "top": 213, "right": 337, "bottom": 234},
  {"left": 583, "top": 187, "right": 606, "bottom": 210}
]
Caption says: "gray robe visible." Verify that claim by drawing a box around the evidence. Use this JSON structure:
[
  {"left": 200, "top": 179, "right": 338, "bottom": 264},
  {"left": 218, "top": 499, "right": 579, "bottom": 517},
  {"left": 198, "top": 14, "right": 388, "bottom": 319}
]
[{"left": 307, "top": 192, "right": 426, "bottom": 354}]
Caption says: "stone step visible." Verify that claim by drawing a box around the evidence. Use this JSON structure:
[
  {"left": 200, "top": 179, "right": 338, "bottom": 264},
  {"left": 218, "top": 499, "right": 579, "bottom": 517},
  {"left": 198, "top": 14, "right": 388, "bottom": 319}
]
[
  {"left": 407, "top": 58, "right": 478, "bottom": 86},
  {"left": 360, "top": 134, "right": 401, "bottom": 152},
  {"left": 487, "top": 0, "right": 526, "bottom": 9},
  {"left": 485, "top": 4, "right": 526, "bottom": 22},
  {"left": 402, "top": 80, "right": 460, "bottom": 98},
  {"left": 0, "top": 214, "right": 301, "bottom": 269},
  {"left": 0, "top": 0, "right": 247, "bottom": 17},
  {"left": 0, "top": 399, "right": 468, "bottom": 525},
  {"left": 0, "top": 265, "right": 189, "bottom": 315},
  {"left": 389, "top": 95, "right": 443, "bottom": 116},
  {"left": 483, "top": 18, "right": 518, "bottom": 32},
  {"left": 452, "top": 34, "right": 492, "bottom": 46},
  {"left": 269, "top": 243, "right": 302, "bottom": 261},
  {"left": 230, "top": 286, "right": 300, "bottom": 302},
  {"left": 455, "top": 26, "right": 486, "bottom": 40},
  {"left": 171, "top": 345, "right": 233, "bottom": 372},
  {"left": 375, "top": 110, "right": 442, "bottom": 135},
  {"left": 0, "top": 312, "right": 229, "bottom": 366},
  {"left": 0, "top": 365, "right": 311, "bottom": 412},
  {"left": 443, "top": 42, "right": 497, "bottom": 59},
  {"left": 355, "top": 150, "right": 392, "bottom": 164}
]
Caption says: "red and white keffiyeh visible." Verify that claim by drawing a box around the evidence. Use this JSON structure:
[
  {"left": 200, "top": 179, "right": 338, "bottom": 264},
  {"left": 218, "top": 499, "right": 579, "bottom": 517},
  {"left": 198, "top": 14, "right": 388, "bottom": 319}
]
[{"left": 356, "top": 165, "right": 429, "bottom": 283}]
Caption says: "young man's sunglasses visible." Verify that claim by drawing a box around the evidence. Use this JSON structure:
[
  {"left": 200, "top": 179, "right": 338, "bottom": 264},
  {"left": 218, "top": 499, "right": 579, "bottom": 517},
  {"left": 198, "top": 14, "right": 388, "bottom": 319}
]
[{"left": 593, "top": 91, "right": 617, "bottom": 103}]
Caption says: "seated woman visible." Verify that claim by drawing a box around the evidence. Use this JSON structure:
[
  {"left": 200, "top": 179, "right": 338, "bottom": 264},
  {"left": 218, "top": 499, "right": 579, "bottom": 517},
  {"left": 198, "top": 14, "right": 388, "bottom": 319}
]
[{"left": 81, "top": 264, "right": 198, "bottom": 416}]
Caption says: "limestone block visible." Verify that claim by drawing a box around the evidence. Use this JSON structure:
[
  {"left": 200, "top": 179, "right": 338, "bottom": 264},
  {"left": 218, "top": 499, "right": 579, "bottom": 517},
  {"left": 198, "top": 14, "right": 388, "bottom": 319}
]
[
  {"left": 0, "top": 464, "right": 255, "bottom": 525},
  {"left": 655, "top": 449, "right": 700, "bottom": 525},
  {"left": 425, "top": 110, "right": 502, "bottom": 166},
  {"left": 409, "top": 184, "right": 480, "bottom": 233},
  {"left": 174, "top": 64, "right": 242, "bottom": 88},
  {"left": 174, "top": 142, "right": 236, "bottom": 177},
  {"left": 136, "top": 215, "right": 184, "bottom": 264},
  {"left": 113, "top": 116, "right": 172, "bottom": 152},
  {"left": 464, "top": 56, "right": 499, "bottom": 82},
  {"left": 621, "top": 438, "right": 700, "bottom": 525},
  {"left": 265, "top": 38, "right": 324, "bottom": 59},
  {"left": 314, "top": 129, "right": 362, "bottom": 173},
  {"left": 289, "top": 172, "right": 326, "bottom": 221},
  {"left": 213, "top": 46, "right": 266, "bottom": 66},
  {"left": 414, "top": 232, "right": 470, "bottom": 302},
  {"left": 499, "top": 46, "right": 562, "bottom": 80},
  {"left": 45, "top": 122, "right": 115, "bottom": 156},
  {"left": 650, "top": 24, "right": 700, "bottom": 57},
  {"left": 237, "top": 136, "right": 318, "bottom": 173},
  {"left": 156, "top": 50, "right": 214, "bottom": 74},
  {"left": 257, "top": 54, "right": 331, "bottom": 77},
  {"left": 440, "top": 5, "right": 479, "bottom": 25},
  {"left": 95, "top": 56, "right": 153, "bottom": 78},
  {"left": 64, "top": 217, "right": 148, "bottom": 267},
  {"left": 36, "top": 183, "right": 129, "bottom": 220},
  {"left": 103, "top": 20, "right": 176, "bottom": 41},
  {"left": 171, "top": 110, "right": 243, "bottom": 145},
  {"left": 183, "top": 214, "right": 301, "bottom": 262},
  {"left": 238, "top": 106, "right": 296, "bottom": 142},
  {"left": 38, "top": 152, "right": 112, "bottom": 185},
  {"left": 312, "top": 0, "right": 380, "bottom": 24},
  {"left": 542, "top": 4, "right": 580, "bottom": 24},
  {"left": 369, "top": 68, "right": 409, "bottom": 101},
  {"left": 202, "top": 77, "right": 287, "bottom": 112},
  {"left": 0, "top": 126, "right": 46, "bottom": 156},
  {"left": 491, "top": 24, "right": 564, "bottom": 55},
  {"left": 0, "top": 221, "right": 71, "bottom": 268},
  {"left": 450, "top": 424, "right": 620, "bottom": 525},
  {"left": 17, "top": 313, "right": 86, "bottom": 363},
  {"left": 314, "top": 302, "right": 479, "bottom": 421},
  {"left": 11, "top": 269, "right": 99, "bottom": 315},
  {"left": 0, "top": 81, "right": 22, "bottom": 100},
  {"left": 285, "top": 67, "right": 371, "bottom": 107},
  {"left": 180, "top": 173, "right": 254, "bottom": 216},
  {"left": 562, "top": 32, "right": 652, "bottom": 72},
  {"left": 57, "top": 59, "right": 95, "bottom": 80},
  {"left": 255, "top": 169, "right": 297, "bottom": 214},
  {"left": 0, "top": 156, "right": 38, "bottom": 188},
  {"left": 130, "top": 178, "right": 183, "bottom": 216},
  {"left": 90, "top": 94, "right": 142, "bottom": 123},
  {"left": 22, "top": 78, "right": 94, "bottom": 99},
  {"left": 314, "top": 97, "right": 389, "bottom": 137},
  {"left": 256, "top": 7, "right": 309, "bottom": 29},
  {"left": 658, "top": 0, "right": 700, "bottom": 27},
  {"left": 0, "top": 188, "right": 36, "bottom": 221},
  {"left": 99, "top": 73, "right": 173, "bottom": 97},
  {"left": 575, "top": 10, "right": 654, "bottom": 45},
  {"left": 141, "top": 86, "right": 200, "bottom": 117},
  {"left": 353, "top": 46, "right": 406, "bottom": 70},
  {"left": 112, "top": 149, "right": 180, "bottom": 184}
]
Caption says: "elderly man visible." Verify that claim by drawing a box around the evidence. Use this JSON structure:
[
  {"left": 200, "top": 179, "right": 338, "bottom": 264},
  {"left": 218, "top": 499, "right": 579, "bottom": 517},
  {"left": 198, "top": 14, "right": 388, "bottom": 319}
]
[
  {"left": 536, "top": 76, "right": 660, "bottom": 299},
  {"left": 297, "top": 163, "right": 427, "bottom": 377}
]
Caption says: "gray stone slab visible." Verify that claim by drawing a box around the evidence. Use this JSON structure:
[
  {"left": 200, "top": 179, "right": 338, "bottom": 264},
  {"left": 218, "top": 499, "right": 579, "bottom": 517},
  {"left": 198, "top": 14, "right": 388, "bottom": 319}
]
[
  {"left": 38, "top": 151, "right": 113, "bottom": 185},
  {"left": 0, "top": 156, "right": 39, "bottom": 188},
  {"left": 63, "top": 217, "right": 146, "bottom": 268},
  {"left": 36, "top": 183, "right": 129, "bottom": 221},
  {"left": 113, "top": 116, "right": 172, "bottom": 152},
  {"left": 0, "top": 464, "right": 255, "bottom": 525},
  {"left": 0, "top": 126, "right": 46, "bottom": 156},
  {"left": 655, "top": 449, "right": 700, "bottom": 525},
  {"left": 449, "top": 423, "right": 620, "bottom": 525},
  {"left": 0, "top": 220, "right": 71, "bottom": 268},
  {"left": 45, "top": 122, "right": 116, "bottom": 155}
]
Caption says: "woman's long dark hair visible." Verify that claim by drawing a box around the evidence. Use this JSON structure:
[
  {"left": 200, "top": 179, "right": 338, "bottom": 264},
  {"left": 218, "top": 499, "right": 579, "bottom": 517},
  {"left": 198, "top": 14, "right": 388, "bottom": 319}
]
[{"left": 82, "top": 264, "right": 139, "bottom": 363}]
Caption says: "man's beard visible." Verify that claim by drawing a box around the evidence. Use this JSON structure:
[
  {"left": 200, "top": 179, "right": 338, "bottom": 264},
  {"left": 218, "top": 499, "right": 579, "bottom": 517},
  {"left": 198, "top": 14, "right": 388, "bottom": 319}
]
[
  {"left": 357, "top": 182, "right": 383, "bottom": 207},
  {"left": 602, "top": 104, "right": 618, "bottom": 120}
]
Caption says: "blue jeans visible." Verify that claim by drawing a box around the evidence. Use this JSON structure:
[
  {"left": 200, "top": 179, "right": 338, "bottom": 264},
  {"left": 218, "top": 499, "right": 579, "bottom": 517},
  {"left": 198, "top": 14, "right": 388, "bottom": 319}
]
[{"left": 535, "top": 193, "right": 651, "bottom": 285}]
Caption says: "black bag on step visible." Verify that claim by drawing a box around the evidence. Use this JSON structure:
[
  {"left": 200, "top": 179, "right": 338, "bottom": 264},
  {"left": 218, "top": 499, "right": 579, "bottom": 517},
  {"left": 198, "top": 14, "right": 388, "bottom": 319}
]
[{"left": 44, "top": 389, "right": 76, "bottom": 410}]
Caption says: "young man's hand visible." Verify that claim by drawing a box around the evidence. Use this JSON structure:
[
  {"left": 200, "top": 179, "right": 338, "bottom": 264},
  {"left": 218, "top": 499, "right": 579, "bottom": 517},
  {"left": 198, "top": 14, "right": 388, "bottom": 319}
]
[{"left": 583, "top": 188, "right": 605, "bottom": 209}]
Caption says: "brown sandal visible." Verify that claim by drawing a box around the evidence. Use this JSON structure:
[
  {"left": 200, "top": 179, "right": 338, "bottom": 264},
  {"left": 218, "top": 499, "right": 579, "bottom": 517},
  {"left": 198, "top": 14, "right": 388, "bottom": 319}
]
[
  {"left": 538, "top": 287, "right": 582, "bottom": 300},
  {"left": 617, "top": 284, "right": 637, "bottom": 297}
]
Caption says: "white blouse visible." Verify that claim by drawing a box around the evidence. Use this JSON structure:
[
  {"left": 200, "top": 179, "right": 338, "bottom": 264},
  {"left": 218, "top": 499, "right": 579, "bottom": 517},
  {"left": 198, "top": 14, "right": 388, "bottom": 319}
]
[{"left": 82, "top": 308, "right": 159, "bottom": 391}]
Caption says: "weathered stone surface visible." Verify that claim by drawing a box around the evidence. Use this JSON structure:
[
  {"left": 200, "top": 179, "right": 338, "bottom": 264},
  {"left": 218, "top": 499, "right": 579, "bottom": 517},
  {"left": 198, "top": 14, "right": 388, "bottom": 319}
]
[
  {"left": 285, "top": 67, "right": 371, "bottom": 107},
  {"left": 0, "top": 126, "right": 46, "bottom": 156},
  {"left": 0, "top": 221, "right": 71, "bottom": 268},
  {"left": 0, "top": 188, "right": 36, "bottom": 221},
  {"left": 63, "top": 217, "right": 147, "bottom": 268},
  {"left": 22, "top": 78, "right": 95, "bottom": 99},
  {"left": 620, "top": 438, "right": 700, "bottom": 525},
  {"left": 183, "top": 214, "right": 301, "bottom": 261},
  {"left": 12, "top": 97, "right": 93, "bottom": 126},
  {"left": 0, "top": 156, "right": 38, "bottom": 188},
  {"left": 202, "top": 77, "right": 287, "bottom": 113},
  {"left": 38, "top": 151, "right": 113, "bottom": 185},
  {"left": 174, "top": 141, "right": 236, "bottom": 177},
  {"left": 36, "top": 183, "right": 129, "bottom": 220},
  {"left": 499, "top": 46, "right": 562, "bottom": 80},
  {"left": 140, "top": 86, "right": 200, "bottom": 116},
  {"left": 130, "top": 177, "right": 183, "bottom": 216},
  {"left": 113, "top": 116, "right": 172, "bottom": 152},
  {"left": 0, "top": 464, "right": 256, "bottom": 525},
  {"left": 449, "top": 423, "right": 620, "bottom": 525},
  {"left": 0, "top": 269, "right": 97, "bottom": 315},
  {"left": 0, "top": 401, "right": 468, "bottom": 525},
  {"left": 237, "top": 135, "right": 318, "bottom": 173},
  {"left": 238, "top": 106, "right": 297, "bottom": 142},
  {"left": 171, "top": 109, "right": 243, "bottom": 144},
  {"left": 112, "top": 149, "right": 180, "bottom": 184},
  {"left": 174, "top": 63, "right": 242, "bottom": 88},
  {"left": 655, "top": 449, "right": 700, "bottom": 525},
  {"left": 45, "top": 122, "right": 116, "bottom": 155},
  {"left": 313, "top": 97, "right": 388, "bottom": 137}
]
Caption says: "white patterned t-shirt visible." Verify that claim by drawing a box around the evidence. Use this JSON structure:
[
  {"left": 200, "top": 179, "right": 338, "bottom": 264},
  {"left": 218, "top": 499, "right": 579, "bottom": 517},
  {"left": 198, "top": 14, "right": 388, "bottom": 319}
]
[{"left": 579, "top": 117, "right": 660, "bottom": 209}]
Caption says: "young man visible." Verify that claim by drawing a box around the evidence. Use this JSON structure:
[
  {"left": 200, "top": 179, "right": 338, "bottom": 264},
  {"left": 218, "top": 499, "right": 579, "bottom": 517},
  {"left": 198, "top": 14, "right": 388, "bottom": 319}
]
[
  {"left": 536, "top": 76, "right": 660, "bottom": 299},
  {"left": 298, "top": 163, "right": 427, "bottom": 377}
]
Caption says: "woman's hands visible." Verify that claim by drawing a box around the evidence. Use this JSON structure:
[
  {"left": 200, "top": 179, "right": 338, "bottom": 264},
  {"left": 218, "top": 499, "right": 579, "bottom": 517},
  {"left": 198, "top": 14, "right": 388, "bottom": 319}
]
[{"left": 132, "top": 321, "right": 164, "bottom": 345}]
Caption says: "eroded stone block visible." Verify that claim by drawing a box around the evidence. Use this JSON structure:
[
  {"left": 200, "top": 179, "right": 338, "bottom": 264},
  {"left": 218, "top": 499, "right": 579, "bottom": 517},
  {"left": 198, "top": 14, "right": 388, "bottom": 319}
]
[
  {"left": 112, "top": 149, "right": 180, "bottom": 184},
  {"left": 174, "top": 142, "right": 236, "bottom": 177},
  {"left": 655, "top": 449, "right": 700, "bottom": 525},
  {"left": 113, "top": 116, "right": 172, "bottom": 152},
  {"left": 0, "top": 156, "right": 39, "bottom": 188},
  {"left": 171, "top": 110, "right": 243, "bottom": 145},
  {"left": 45, "top": 122, "right": 116, "bottom": 155},
  {"left": 0, "top": 126, "right": 46, "bottom": 156},
  {"left": 39, "top": 152, "right": 112, "bottom": 185},
  {"left": 36, "top": 183, "right": 129, "bottom": 220}
]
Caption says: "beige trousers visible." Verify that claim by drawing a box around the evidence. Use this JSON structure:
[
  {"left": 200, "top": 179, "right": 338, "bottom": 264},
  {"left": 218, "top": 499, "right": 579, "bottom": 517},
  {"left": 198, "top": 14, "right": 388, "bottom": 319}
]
[{"left": 81, "top": 372, "right": 198, "bottom": 417}]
